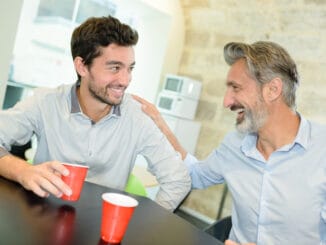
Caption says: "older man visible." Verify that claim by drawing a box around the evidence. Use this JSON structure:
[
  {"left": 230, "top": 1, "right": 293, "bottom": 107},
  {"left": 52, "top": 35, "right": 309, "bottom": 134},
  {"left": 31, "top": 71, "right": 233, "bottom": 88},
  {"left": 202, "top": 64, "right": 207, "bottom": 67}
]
[{"left": 134, "top": 41, "right": 326, "bottom": 244}]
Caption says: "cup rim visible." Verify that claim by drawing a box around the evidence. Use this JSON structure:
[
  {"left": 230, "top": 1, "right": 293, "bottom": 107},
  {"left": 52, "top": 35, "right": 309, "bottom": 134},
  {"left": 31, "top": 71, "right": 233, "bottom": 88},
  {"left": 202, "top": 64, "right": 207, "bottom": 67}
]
[
  {"left": 61, "top": 162, "right": 89, "bottom": 168},
  {"left": 102, "top": 192, "right": 139, "bottom": 207}
]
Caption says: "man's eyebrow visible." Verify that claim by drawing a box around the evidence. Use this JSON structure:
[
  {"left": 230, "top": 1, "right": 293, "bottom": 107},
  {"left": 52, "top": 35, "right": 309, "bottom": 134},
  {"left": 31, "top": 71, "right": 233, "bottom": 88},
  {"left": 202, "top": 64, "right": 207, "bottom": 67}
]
[
  {"left": 105, "top": 61, "right": 136, "bottom": 67},
  {"left": 226, "top": 80, "right": 237, "bottom": 86},
  {"left": 105, "top": 61, "right": 124, "bottom": 65}
]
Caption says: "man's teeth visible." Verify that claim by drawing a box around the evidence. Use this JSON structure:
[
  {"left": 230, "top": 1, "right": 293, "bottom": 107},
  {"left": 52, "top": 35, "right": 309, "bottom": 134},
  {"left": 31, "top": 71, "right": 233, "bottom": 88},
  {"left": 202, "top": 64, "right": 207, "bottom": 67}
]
[
  {"left": 235, "top": 108, "right": 244, "bottom": 113},
  {"left": 111, "top": 87, "right": 124, "bottom": 91}
]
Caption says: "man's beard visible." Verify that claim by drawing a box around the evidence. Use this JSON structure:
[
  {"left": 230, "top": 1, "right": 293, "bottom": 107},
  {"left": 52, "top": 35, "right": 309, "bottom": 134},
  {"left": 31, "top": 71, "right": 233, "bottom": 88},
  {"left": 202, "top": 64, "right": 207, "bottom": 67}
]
[
  {"left": 236, "top": 99, "right": 268, "bottom": 134},
  {"left": 88, "top": 82, "right": 124, "bottom": 106}
]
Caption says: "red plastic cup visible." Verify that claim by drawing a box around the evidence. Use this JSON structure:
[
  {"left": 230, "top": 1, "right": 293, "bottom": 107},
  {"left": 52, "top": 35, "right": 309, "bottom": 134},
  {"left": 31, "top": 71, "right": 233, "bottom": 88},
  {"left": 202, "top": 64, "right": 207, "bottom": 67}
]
[
  {"left": 101, "top": 193, "right": 139, "bottom": 243},
  {"left": 61, "top": 163, "right": 89, "bottom": 201}
]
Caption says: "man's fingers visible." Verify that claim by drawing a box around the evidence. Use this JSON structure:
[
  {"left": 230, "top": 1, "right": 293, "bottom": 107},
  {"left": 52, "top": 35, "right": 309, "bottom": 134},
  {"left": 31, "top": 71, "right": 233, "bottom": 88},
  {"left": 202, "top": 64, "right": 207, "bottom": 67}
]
[
  {"left": 28, "top": 181, "right": 50, "bottom": 198},
  {"left": 49, "top": 161, "right": 69, "bottom": 176},
  {"left": 45, "top": 162, "right": 72, "bottom": 196}
]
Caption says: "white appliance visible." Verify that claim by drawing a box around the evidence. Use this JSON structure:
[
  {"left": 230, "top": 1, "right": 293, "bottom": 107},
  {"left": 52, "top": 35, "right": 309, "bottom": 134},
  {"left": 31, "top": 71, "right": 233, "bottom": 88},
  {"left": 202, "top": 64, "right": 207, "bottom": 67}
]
[
  {"left": 162, "top": 74, "right": 202, "bottom": 99},
  {"left": 156, "top": 92, "right": 199, "bottom": 120},
  {"left": 156, "top": 74, "right": 202, "bottom": 120}
]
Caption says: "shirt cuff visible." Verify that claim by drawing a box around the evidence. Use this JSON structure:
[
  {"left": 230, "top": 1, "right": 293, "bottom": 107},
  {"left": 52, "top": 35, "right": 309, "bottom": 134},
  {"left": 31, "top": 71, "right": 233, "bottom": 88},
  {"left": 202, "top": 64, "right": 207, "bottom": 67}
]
[
  {"left": 0, "top": 147, "right": 10, "bottom": 158},
  {"left": 184, "top": 153, "right": 198, "bottom": 168}
]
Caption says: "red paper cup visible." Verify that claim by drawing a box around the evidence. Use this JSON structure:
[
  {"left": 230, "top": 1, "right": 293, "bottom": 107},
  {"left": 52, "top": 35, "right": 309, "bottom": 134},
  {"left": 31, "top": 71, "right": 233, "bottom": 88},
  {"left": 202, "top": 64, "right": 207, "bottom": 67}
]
[
  {"left": 101, "top": 193, "right": 138, "bottom": 243},
  {"left": 61, "top": 163, "right": 89, "bottom": 201}
]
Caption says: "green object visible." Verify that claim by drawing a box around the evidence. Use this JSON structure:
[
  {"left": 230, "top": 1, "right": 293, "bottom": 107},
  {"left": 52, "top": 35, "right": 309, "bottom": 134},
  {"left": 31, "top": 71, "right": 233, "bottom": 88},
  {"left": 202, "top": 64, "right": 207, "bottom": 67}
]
[{"left": 125, "top": 174, "right": 147, "bottom": 197}]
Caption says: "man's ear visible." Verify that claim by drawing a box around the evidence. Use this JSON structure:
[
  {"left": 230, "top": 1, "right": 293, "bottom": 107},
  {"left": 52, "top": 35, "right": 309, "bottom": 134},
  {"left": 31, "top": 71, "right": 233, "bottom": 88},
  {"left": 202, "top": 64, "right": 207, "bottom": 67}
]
[
  {"left": 73, "top": 57, "right": 88, "bottom": 78},
  {"left": 263, "top": 77, "right": 283, "bottom": 102}
]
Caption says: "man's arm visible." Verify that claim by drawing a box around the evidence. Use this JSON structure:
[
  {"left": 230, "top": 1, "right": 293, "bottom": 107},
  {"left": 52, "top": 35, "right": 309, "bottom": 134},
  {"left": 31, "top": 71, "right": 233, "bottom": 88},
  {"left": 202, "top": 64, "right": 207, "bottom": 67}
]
[
  {"left": 225, "top": 240, "right": 256, "bottom": 245},
  {"left": 132, "top": 95, "right": 187, "bottom": 159},
  {"left": 0, "top": 152, "right": 72, "bottom": 198}
]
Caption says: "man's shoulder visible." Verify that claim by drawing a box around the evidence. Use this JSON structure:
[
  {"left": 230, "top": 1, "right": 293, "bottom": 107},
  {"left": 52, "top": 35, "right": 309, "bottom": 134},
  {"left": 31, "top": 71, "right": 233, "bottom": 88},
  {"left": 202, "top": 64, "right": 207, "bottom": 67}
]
[
  {"left": 121, "top": 94, "right": 145, "bottom": 115},
  {"left": 224, "top": 130, "right": 247, "bottom": 142},
  {"left": 307, "top": 119, "right": 326, "bottom": 137},
  {"left": 120, "top": 94, "right": 158, "bottom": 127},
  {"left": 33, "top": 83, "right": 73, "bottom": 100}
]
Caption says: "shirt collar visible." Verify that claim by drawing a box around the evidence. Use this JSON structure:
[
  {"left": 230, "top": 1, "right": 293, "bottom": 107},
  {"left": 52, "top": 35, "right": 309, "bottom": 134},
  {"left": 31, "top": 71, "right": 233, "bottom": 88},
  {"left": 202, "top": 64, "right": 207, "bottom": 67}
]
[
  {"left": 241, "top": 113, "right": 310, "bottom": 155},
  {"left": 70, "top": 81, "right": 121, "bottom": 116},
  {"left": 292, "top": 114, "right": 309, "bottom": 149}
]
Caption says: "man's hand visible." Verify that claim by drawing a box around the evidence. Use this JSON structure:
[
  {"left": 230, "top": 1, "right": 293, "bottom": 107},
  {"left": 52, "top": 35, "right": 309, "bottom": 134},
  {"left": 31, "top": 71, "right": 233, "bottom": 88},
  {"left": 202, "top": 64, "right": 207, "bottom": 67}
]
[
  {"left": 17, "top": 160, "right": 72, "bottom": 198},
  {"left": 132, "top": 94, "right": 187, "bottom": 159},
  {"left": 132, "top": 94, "right": 164, "bottom": 128},
  {"left": 225, "top": 239, "right": 256, "bottom": 245}
]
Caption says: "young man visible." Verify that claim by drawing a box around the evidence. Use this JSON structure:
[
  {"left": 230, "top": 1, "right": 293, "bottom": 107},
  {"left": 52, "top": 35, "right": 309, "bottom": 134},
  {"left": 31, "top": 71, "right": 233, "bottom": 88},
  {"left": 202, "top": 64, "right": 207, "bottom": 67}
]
[
  {"left": 134, "top": 41, "right": 326, "bottom": 244},
  {"left": 0, "top": 16, "right": 191, "bottom": 211}
]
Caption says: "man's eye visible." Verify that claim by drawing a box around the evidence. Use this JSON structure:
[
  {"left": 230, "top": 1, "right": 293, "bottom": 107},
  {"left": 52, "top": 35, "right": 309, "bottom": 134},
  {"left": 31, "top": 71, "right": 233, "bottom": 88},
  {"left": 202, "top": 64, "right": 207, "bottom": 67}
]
[
  {"left": 109, "top": 66, "right": 120, "bottom": 72},
  {"left": 232, "top": 85, "right": 240, "bottom": 91}
]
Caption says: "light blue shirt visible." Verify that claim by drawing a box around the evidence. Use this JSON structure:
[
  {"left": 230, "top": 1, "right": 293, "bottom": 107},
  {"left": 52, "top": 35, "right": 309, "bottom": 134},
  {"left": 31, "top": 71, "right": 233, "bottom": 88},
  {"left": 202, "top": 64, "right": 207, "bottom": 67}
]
[
  {"left": 185, "top": 116, "right": 326, "bottom": 244},
  {"left": 0, "top": 82, "right": 191, "bottom": 211}
]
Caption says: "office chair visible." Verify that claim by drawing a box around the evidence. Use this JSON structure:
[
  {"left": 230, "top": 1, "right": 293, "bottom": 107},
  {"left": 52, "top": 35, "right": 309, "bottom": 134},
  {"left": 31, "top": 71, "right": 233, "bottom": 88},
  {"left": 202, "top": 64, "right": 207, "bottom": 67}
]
[
  {"left": 204, "top": 215, "right": 232, "bottom": 242},
  {"left": 204, "top": 184, "right": 231, "bottom": 242},
  {"left": 217, "top": 184, "right": 229, "bottom": 220},
  {"left": 125, "top": 173, "right": 147, "bottom": 197},
  {"left": 9, "top": 142, "right": 31, "bottom": 160}
]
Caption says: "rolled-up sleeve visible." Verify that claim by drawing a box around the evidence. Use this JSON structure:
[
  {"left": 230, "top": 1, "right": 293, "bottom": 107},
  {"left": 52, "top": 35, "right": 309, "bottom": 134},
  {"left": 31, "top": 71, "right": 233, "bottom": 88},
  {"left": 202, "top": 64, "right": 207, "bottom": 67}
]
[
  {"left": 0, "top": 90, "right": 41, "bottom": 155},
  {"left": 136, "top": 114, "right": 191, "bottom": 211},
  {"left": 184, "top": 151, "right": 225, "bottom": 189}
]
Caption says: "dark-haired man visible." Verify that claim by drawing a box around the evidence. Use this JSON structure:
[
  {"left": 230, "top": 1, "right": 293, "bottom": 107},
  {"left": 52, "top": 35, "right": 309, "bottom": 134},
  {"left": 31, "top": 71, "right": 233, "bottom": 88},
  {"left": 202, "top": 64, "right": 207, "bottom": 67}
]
[{"left": 0, "top": 16, "right": 191, "bottom": 211}]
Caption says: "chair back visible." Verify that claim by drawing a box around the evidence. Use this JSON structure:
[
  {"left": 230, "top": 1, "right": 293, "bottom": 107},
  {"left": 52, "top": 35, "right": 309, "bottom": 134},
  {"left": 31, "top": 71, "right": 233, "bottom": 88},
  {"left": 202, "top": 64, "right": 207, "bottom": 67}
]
[
  {"left": 204, "top": 216, "right": 232, "bottom": 242},
  {"left": 125, "top": 173, "right": 147, "bottom": 197}
]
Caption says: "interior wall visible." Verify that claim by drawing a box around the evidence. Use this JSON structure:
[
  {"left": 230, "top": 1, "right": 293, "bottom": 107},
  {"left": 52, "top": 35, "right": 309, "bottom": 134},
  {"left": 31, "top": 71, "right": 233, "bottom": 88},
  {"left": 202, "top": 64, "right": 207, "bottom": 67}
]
[
  {"left": 140, "top": 0, "right": 185, "bottom": 95},
  {"left": 178, "top": 0, "right": 326, "bottom": 219},
  {"left": 0, "top": 0, "right": 23, "bottom": 107}
]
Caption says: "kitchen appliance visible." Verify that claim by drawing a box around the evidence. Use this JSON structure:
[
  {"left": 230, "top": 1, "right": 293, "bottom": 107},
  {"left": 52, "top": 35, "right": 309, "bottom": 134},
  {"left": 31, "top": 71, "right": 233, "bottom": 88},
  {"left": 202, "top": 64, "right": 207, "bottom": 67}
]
[
  {"left": 162, "top": 74, "right": 202, "bottom": 99},
  {"left": 156, "top": 92, "right": 199, "bottom": 120},
  {"left": 156, "top": 74, "right": 202, "bottom": 120}
]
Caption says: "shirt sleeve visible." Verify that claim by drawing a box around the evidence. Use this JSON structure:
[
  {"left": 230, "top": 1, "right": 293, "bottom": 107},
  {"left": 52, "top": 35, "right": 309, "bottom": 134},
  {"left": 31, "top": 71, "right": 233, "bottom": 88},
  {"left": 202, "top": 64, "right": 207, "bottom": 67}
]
[
  {"left": 184, "top": 151, "right": 225, "bottom": 189},
  {"left": 0, "top": 147, "right": 9, "bottom": 158},
  {"left": 0, "top": 90, "right": 41, "bottom": 153},
  {"left": 136, "top": 114, "right": 191, "bottom": 211}
]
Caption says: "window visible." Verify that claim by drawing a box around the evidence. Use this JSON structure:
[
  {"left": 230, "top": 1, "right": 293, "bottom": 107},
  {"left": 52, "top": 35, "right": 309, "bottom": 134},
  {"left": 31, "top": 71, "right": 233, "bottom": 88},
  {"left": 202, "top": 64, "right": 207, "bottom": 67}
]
[{"left": 9, "top": 0, "right": 127, "bottom": 88}]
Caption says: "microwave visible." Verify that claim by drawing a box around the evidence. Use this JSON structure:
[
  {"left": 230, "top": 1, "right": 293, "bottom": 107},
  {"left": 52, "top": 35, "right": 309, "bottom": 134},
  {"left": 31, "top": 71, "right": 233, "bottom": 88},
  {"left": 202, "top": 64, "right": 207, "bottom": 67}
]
[
  {"left": 162, "top": 74, "right": 202, "bottom": 100},
  {"left": 156, "top": 92, "right": 199, "bottom": 120}
]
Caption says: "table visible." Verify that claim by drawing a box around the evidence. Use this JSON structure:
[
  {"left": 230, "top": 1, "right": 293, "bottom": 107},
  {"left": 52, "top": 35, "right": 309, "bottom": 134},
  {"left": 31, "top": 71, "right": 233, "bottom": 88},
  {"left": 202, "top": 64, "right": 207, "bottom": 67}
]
[{"left": 0, "top": 177, "right": 222, "bottom": 245}]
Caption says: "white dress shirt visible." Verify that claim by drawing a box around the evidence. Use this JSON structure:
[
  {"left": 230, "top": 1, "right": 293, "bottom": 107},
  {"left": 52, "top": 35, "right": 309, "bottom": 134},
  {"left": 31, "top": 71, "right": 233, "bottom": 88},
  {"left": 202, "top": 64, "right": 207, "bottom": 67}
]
[{"left": 0, "top": 82, "right": 191, "bottom": 211}]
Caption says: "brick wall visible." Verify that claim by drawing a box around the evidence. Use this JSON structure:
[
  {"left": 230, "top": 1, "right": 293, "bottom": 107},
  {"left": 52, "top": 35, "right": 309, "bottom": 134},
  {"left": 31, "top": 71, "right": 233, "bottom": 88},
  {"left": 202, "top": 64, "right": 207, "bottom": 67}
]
[{"left": 178, "top": 0, "right": 326, "bottom": 219}]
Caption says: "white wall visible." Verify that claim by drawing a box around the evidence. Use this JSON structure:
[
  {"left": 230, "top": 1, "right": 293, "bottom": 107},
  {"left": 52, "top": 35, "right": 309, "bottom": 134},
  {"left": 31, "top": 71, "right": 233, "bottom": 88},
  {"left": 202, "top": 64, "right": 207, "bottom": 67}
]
[
  {"left": 113, "top": 0, "right": 185, "bottom": 103},
  {"left": 114, "top": 0, "right": 172, "bottom": 103},
  {"left": 0, "top": 0, "right": 23, "bottom": 107},
  {"left": 0, "top": 0, "right": 185, "bottom": 106},
  {"left": 139, "top": 0, "right": 185, "bottom": 99}
]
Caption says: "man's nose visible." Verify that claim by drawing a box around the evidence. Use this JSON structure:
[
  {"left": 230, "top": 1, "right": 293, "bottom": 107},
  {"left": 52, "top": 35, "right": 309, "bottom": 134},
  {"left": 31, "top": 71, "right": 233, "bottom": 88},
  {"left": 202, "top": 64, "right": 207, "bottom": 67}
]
[
  {"left": 223, "top": 89, "right": 234, "bottom": 108},
  {"left": 119, "top": 69, "right": 132, "bottom": 86}
]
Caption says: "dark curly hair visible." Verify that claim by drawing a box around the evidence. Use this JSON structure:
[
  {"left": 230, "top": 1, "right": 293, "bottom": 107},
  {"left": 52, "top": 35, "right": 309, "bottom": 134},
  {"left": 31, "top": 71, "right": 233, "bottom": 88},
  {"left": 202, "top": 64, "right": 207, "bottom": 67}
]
[{"left": 71, "top": 16, "right": 139, "bottom": 81}]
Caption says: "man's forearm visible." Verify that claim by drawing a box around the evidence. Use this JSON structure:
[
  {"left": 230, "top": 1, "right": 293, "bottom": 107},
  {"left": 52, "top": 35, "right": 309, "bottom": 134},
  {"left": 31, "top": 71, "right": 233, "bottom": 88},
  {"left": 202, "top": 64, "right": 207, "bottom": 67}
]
[{"left": 0, "top": 154, "right": 29, "bottom": 183}]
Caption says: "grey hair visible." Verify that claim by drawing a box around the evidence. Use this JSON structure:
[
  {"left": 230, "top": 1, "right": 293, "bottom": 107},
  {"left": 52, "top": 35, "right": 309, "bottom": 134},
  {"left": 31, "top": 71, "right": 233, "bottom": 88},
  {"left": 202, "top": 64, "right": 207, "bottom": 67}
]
[{"left": 224, "top": 41, "right": 299, "bottom": 109}]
